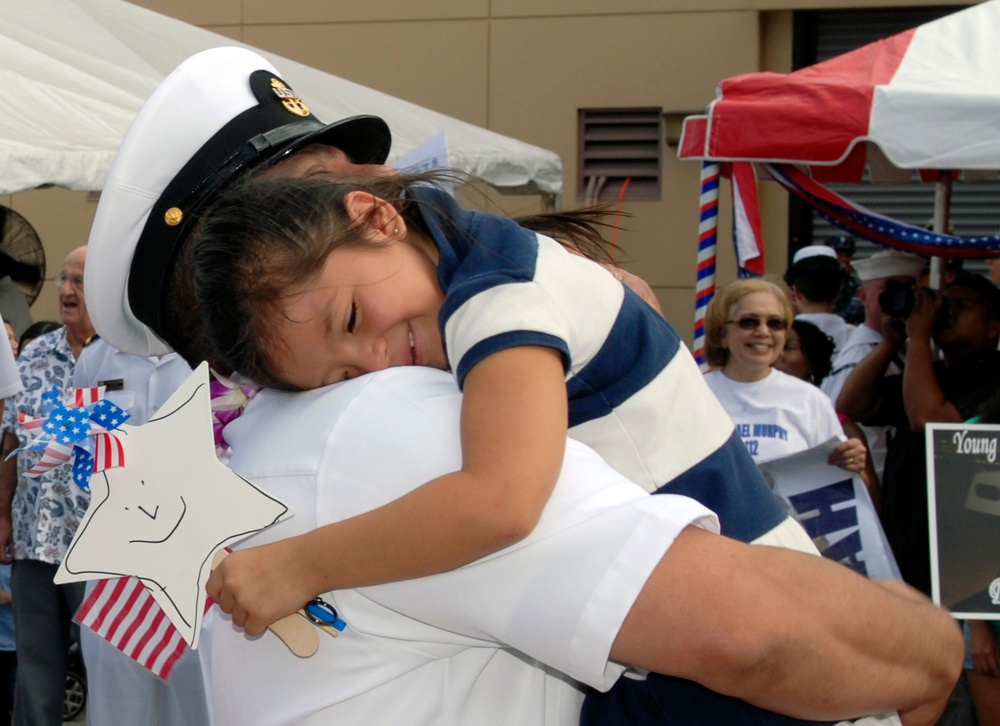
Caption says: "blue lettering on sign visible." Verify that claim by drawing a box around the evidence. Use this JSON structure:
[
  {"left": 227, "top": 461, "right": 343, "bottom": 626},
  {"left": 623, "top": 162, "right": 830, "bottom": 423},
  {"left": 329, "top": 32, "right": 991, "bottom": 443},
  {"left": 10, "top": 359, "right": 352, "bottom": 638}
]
[
  {"left": 751, "top": 423, "right": 788, "bottom": 441},
  {"left": 822, "top": 530, "right": 867, "bottom": 575},
  {"left": 788, "top": 479, "right": 867, "bottom": 576}
]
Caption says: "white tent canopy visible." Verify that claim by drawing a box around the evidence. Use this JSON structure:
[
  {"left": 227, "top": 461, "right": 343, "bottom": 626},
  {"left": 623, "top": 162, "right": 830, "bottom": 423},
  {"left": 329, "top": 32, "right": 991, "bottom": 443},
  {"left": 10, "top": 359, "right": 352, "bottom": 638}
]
[{"left": 0, "top": 0, "right": 563, "bottom": 196}]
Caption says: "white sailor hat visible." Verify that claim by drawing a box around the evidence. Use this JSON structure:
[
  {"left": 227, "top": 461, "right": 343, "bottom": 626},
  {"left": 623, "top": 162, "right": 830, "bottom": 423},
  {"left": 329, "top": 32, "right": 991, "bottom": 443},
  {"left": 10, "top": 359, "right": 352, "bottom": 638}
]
[
  {"left": 853, "top": 250, "right": 926, "bottom": 282},
  {"left": 87, "top": 46, "right": 391, "bottom": 356},
  {"left": 792, "top": 245, "right": 838, "bottom": 264}
]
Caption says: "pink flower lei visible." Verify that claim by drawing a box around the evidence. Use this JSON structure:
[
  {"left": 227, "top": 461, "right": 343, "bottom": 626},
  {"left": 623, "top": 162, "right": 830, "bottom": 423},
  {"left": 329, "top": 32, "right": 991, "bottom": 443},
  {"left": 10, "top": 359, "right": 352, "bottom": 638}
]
[{"left": 209, "top": 371, "right": 261, "bottom": 455}]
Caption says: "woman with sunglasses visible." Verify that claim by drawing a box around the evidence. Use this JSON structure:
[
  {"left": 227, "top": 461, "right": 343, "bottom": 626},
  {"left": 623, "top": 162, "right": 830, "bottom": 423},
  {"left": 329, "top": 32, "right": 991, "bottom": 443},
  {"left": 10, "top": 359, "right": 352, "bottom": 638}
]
[{"left": 704, "top": 278, "right": 866, "bottom": 473}]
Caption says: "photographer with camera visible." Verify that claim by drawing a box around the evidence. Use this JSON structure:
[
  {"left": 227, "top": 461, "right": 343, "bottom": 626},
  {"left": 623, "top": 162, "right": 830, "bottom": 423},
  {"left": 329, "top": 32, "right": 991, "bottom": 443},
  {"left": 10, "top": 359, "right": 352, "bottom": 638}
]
[
  {"left": 823, "top": 252, "right": 925, "bottom": 478},
  {"left": 837, "top": 271, "right": 1000, "bottom": 595}
]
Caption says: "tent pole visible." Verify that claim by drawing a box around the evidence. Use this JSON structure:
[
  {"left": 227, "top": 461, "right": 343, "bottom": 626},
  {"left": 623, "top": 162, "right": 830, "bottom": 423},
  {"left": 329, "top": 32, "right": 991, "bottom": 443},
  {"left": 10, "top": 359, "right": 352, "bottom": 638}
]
[
  {"left": 693, "top": 161, "right": 720, "bottom": 371},
  {"left": 929, "top": 172, "right": 952, "bottom": 289}
]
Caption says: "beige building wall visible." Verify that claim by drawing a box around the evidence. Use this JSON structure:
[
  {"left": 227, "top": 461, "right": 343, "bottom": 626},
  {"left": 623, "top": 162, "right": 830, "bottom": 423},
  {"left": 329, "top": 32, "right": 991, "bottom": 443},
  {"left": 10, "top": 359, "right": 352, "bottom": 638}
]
[
  {"left": 8, "top": 0, "right": 968, "bottom": 336},
  {"left": 0, "top": 189, "right": 99, "bottom": 323}
]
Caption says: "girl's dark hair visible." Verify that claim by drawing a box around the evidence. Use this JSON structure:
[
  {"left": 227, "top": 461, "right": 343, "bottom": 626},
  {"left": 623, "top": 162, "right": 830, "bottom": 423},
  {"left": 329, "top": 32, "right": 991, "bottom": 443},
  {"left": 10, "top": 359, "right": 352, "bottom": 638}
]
[
  {"left": 790, "top": 319, "right": 835, "bottom": 385},
  {"left": 513, "top": 209, "right": 618, "bottom": 264},
  {"left": 161, "top": 171, "right": 623, "bottom": 389}
]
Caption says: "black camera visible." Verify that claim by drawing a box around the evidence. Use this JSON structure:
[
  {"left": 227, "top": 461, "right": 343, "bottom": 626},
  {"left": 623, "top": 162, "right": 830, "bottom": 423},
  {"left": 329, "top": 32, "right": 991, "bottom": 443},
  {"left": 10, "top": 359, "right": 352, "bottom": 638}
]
[
  {"left": 878, "top": 280, "right": 949, "bottom": 321},
  {"left": 878, "top": 279, "right": 915, "bottom": 318}
]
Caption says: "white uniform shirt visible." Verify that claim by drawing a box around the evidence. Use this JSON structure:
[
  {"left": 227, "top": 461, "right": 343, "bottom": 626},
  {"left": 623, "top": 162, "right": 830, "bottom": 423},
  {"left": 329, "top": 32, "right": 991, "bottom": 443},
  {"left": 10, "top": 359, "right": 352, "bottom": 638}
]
[
  {"left": 797, "top": 311, "right": 855, "bottom": 357},
  {"left": 705, "top": 368, "right": 844, "bottom": 463},
  {"left": 204, "top": 368, "right": 717, "bottom": 726},
  {"left": 72, "top": 338, "right": 191, "bottom": 422},
  {"left": 821, "top": 324, "right": 887, "bottom": 404}
]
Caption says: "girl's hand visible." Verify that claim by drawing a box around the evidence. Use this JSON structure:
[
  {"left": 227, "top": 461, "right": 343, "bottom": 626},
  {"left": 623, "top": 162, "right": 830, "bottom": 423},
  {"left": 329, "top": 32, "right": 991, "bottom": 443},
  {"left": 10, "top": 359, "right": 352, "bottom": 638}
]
[
  {"left": 969, "top": 620, "right": 1000, "bottom": 676},
  {"left": 207, "top": 537, "right": 318, "bottom": 636},
  {"left": 829, "top": 438, "right": 866, "bottom": 474}
]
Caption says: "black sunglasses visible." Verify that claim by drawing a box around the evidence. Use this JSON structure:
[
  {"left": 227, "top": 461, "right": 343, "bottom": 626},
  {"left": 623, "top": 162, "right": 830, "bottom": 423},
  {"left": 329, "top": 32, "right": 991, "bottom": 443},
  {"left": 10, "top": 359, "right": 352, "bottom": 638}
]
[{"left": 726, "top": 316, "right": 788, "bottom": 332}]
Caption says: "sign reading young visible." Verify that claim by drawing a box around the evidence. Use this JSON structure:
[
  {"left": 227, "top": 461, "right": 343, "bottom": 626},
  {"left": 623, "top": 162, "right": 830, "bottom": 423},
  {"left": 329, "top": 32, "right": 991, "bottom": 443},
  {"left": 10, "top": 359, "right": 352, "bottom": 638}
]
[{"left": 926, "top": 423, "right": 1000, "bottom": 620}]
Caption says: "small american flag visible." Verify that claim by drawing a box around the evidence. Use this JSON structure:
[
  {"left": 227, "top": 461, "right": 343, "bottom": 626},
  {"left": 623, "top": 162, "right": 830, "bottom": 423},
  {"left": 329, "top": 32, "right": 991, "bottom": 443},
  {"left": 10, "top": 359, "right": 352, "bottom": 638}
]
[{"left": 76, "top": 576, "right": 208, "bottom": 680}]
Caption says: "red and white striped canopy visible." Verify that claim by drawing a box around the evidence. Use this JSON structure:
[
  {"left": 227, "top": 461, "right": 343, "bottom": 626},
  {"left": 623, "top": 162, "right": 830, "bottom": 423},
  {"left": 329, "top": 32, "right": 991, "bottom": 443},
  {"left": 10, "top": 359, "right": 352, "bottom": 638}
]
[{"left": 679, "top": 1, "right": 1000, "bottom": 182}]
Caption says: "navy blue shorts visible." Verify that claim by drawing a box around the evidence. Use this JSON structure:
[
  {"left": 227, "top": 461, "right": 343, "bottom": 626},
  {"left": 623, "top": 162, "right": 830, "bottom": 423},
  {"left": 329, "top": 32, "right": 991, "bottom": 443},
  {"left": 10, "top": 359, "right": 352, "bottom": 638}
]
[{"left": 581, "top": 672, "right": 836, "bottom": 726}]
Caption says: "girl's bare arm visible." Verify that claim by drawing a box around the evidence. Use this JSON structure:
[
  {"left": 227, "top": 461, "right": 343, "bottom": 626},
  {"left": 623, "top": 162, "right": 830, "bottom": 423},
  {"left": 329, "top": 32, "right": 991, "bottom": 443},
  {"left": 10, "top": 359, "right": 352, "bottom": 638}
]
[{"left": 208, "top": 346, "right": 568, "bottom": 635}]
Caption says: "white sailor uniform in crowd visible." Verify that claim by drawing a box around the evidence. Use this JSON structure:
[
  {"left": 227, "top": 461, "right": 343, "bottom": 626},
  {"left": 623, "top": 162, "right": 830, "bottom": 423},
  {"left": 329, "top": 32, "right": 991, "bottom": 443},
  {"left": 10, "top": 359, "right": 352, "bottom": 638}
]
[{"left": 796, "top": 311, "right": 855, "bottom": 358}]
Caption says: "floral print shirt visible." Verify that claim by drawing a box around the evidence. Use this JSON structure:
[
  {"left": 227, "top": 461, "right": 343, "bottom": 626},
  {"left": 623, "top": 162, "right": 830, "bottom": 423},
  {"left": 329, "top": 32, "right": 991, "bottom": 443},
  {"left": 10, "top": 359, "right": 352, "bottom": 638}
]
[{"left": 2, "top": 328, "right": 89, "bottom": 564}]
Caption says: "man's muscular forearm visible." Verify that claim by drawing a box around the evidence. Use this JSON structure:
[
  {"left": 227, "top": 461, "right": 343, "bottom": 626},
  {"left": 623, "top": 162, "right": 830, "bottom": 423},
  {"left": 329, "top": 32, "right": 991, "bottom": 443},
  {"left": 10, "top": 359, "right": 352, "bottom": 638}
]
[{"left": 612, "top": 527, "right": 962, "bottom": 724}]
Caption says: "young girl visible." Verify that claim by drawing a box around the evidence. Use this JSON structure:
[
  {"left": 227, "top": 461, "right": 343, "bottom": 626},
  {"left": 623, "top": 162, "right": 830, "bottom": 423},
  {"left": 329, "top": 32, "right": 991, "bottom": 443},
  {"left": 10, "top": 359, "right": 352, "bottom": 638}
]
[{"left": 181, "top": 174, "right": 830, "bottom": 724}]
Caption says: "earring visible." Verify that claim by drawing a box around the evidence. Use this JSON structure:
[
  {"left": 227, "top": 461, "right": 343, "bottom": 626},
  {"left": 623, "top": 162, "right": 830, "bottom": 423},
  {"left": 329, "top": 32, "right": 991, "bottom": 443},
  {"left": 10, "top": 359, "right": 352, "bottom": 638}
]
[{"left": 393, "top": 227, "right": 399, "bottom": 235}]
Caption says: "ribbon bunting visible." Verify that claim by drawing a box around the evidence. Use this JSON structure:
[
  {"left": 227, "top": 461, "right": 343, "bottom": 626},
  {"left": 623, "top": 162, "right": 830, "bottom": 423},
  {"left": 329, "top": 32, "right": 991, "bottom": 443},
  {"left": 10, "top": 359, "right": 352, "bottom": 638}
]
[
  {"left": 764, "top": 163, "right": 1000, "bottom": 259},
  {"left": 13, "top": 387, "right": 130, "bottom": 491}
]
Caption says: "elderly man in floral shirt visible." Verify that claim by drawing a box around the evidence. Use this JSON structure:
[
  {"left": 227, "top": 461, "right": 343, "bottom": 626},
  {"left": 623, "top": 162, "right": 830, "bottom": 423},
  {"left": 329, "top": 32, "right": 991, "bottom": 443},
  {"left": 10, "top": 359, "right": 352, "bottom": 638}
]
[{"left": 0, "top": 246, "right": 96, "bottom": 726}]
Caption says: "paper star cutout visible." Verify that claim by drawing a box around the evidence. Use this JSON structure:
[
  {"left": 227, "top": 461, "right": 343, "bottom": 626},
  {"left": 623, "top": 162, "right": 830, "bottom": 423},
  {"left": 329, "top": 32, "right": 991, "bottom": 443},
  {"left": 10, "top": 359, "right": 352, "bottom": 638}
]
[{"left": 55, "top": 363, "right": 292, "bottom": 648}]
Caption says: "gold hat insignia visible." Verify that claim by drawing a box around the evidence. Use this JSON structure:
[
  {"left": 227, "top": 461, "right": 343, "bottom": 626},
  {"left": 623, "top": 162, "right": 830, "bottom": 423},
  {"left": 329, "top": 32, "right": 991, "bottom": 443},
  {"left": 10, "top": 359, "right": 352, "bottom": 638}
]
[
  {"left": 270, "top": 78, "right": 310, "bottom": 118},
  {"left": 164, "top": 207, "right": 183, "bottom": 227}
]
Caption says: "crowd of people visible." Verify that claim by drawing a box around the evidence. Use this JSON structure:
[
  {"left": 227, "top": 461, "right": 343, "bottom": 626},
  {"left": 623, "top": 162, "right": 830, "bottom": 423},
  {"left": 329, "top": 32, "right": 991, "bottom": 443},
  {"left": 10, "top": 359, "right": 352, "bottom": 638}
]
[
  {"left": 0, "top": 44, "right": 993, "bottom": 726},
  {"left": 700, "top": 243, "right": 1000, "bottom": 726}
]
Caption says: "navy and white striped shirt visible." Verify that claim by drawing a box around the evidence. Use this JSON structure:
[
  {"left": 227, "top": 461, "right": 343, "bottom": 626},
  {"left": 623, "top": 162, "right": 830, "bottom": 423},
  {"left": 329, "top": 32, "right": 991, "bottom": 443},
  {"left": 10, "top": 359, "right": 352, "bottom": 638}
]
[{"left": 418, "top": 188, "right": 811, "bottom": 548}]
